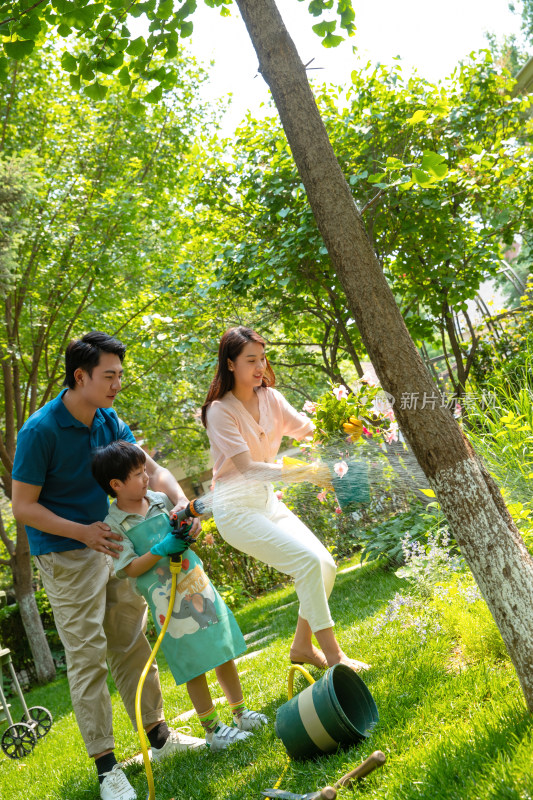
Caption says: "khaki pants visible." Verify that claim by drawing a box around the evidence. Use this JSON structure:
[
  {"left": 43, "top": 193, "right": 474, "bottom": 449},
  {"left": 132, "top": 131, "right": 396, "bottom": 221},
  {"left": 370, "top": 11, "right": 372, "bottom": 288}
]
[{"left": 36, "top": 548, "right": 163, "bottom": 757}]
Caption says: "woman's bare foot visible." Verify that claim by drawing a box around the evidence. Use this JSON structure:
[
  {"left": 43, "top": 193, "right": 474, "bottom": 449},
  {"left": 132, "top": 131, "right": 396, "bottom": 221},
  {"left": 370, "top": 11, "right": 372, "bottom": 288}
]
[{"left": 289, "top": 645, "right": 328, "bottom": 670}]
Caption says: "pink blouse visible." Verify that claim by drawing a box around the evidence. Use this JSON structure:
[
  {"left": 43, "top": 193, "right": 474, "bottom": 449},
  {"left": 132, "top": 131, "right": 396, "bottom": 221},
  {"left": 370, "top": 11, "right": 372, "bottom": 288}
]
[{"left": 205, "top": 387, "right": 313, "bottom": 482}]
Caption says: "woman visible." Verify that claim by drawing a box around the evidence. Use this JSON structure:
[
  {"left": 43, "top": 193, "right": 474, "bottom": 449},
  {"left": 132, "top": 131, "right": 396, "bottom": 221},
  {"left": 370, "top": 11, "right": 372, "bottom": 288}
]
[{"left": 201, "top": 326, "right": 369, "bottom": 672}]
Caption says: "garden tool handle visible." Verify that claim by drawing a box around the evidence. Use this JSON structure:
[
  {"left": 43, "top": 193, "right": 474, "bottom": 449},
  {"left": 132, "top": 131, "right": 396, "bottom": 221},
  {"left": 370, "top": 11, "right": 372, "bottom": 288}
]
[
  {"left": 315, "top": 787, "right": 337, "bottom": 800},
  {"left": 333, "top": 750, "right": 386, "bottom": 789}
]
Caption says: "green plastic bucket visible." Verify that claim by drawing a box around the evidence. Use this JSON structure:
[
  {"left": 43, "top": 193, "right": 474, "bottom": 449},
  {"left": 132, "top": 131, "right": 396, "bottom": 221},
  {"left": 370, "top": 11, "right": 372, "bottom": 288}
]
[
  {"left": 332, "top": 459, "right": 370, "bottom": 512},
  {"left": 274, "top": 664, "right": 378, "bottom": 760}
]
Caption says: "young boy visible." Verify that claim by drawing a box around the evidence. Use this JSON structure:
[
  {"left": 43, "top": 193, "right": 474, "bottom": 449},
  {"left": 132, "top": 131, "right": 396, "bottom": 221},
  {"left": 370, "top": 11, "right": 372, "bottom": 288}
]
[{"left": 91, "top": 441, "right": 267, "bottom": 751}]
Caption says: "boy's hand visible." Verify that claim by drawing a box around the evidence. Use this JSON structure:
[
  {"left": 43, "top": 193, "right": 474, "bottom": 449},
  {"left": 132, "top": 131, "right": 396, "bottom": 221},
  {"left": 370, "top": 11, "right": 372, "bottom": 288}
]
[
  {"left": 81, "top": 522, "right": 123, "bottom": 557},
  {"left": 170, "top": 500, "right": 202, "bottom": 538},
  {"left": 151, "top": 532, "right": 189, "bottom": 557}
]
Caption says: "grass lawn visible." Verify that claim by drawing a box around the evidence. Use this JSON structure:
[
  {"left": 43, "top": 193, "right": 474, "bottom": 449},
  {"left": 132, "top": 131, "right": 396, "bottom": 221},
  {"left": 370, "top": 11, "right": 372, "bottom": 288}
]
[{"left": 1, "top": 556, "right": 533, "bottom": 800}]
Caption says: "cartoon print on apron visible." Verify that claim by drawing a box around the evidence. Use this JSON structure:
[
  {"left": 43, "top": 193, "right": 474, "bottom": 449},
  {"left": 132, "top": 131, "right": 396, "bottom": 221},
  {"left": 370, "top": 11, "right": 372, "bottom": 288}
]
[
  {"left": 121, "top": 512, "right": 246, "bottom": 685},
  {"left": 121, "top": 513, "right": 219, "bottom": 640}
]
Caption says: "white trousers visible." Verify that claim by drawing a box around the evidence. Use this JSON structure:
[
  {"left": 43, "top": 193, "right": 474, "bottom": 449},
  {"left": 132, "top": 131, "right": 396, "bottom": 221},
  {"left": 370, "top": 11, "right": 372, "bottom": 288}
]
[{"left": 213, "top": 482, "right": 336, "bottom": 632}]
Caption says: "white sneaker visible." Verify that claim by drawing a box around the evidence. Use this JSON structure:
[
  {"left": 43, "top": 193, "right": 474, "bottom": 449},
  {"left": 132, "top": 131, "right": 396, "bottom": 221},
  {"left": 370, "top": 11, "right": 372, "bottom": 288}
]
[
  {"left": 151, "top": 727, "right": 206, "bottom": 761},
  {"left": 99, "top": 765, "right": 137, "bottom": 800},
  {"left": 205, "top": 722, "right": 252, "bottom": 752},
  {"left": 232, "top": 709, "right": 268, "bottom": 731}
]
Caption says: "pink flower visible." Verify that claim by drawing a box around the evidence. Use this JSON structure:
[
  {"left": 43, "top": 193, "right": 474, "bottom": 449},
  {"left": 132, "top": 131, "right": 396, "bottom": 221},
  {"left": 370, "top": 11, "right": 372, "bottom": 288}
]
[
  {"left": 332, "top": 385, "right": 348, "bottom": 400},
  {"left": 384, "top": 421, "right": 399, "bottom": 443},
  {"left": 361, "top": 369, "right": 379, "bottom": 387},
  {"left": 303, "top": 400, "right": 317, "bottom": 414},
  {"left": 333, "top": 460, "right": 349, "bottom": 478},
  {"left": 317, "top": 491, "right": 328, "bottom": 502},
  {"left": 362, "top": 426, "right": 373, "bottom": 437},
  {"left": 275, "top": 490, "right": 284, "bottom": 500},
  {"left": 334, "top": 506, "right": 342, "bottom": 515},
  {"left": 453, "top": 403, "right": 462, "bottom": 419},
  {"left": 204, "top": 533, "right": 215, "bottom": 546}
]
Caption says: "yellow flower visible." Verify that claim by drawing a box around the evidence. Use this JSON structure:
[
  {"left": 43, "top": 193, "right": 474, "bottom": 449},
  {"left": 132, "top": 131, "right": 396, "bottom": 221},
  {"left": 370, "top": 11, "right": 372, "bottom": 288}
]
[{"left": 342, "top": 417, "right": 363, "bottom": 440}]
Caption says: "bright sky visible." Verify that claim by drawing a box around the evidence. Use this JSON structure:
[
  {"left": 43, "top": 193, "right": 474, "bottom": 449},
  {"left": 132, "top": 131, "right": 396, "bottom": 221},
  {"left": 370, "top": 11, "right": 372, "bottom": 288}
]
[{"left": 187, "top": 0, "right": 525, "bottom": 134}]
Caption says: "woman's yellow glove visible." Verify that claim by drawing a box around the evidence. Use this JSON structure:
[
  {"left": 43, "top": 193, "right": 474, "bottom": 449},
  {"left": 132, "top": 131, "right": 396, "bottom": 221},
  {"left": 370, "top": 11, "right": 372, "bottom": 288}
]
[{"left": 281, "top": 456, "right": 333, "bottom": 489}]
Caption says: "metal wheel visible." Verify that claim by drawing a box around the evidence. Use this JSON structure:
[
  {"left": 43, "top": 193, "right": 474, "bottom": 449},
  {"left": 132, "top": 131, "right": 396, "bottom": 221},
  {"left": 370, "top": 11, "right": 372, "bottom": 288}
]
[
  {"left": 22, "top": 706, "right": 53, "bottom": 738},
  {"left": 1, "top": 722, "right": 36, "bottom": 759}
]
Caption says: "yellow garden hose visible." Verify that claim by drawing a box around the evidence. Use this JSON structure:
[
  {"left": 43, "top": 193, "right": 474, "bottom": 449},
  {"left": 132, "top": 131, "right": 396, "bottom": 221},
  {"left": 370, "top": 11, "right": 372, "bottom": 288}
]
[
  {"left": 287, "top": 663, "right": 315, "bottom": 699},
  {"left": 269, "top": 665, "right": 316, "bottom": 793},
  {"left": 134, "top": 554, "right": 183, "bottom": 800}
]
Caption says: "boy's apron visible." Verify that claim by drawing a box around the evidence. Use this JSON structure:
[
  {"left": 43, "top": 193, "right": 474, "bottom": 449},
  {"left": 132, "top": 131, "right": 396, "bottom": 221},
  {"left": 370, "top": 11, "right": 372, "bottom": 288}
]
[{"left": 121, "top": 513, "right": 245, "bottom": 685}]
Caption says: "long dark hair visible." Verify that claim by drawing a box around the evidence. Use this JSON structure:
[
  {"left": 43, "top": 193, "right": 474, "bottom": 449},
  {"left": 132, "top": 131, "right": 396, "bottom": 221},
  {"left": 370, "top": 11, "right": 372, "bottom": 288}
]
[{"left": 201, "top": 327, "right": 275, "bottom": 427}]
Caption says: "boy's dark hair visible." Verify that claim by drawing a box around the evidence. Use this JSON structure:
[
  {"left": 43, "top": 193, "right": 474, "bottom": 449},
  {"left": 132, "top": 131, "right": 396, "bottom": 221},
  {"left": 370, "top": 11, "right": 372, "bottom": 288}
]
[
  {"left": 91, "top": 440, "right": 146, "bottom": 498},
  {"left": 64, "top": 331, "right": 127, "bottom": 389}
]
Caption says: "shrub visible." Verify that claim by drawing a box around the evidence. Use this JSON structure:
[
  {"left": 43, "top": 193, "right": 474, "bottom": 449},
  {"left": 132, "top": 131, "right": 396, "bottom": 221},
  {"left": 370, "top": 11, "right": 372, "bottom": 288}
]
[
  {"left": 358, "top": 505, "right": 429, "bottom": 566},
  {"left": 385, "top": 527, "right": 510, "bottom": 665},
  {"left": 194, "top": 517, "right": 282, "bottom": 605},
  {"left": 0, "top": 589, "right": 64, "bottom": 684}
]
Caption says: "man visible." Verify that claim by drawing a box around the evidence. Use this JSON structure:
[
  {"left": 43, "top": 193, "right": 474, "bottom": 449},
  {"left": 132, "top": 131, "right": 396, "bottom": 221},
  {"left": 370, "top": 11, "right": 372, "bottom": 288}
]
[{"left": 12, "top": 332, "right": 204, "bottom": 800}]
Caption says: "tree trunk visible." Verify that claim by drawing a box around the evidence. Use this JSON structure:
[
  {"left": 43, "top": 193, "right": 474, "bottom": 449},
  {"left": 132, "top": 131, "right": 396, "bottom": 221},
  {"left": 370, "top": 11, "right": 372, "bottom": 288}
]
[
  {"left": 12, "top": 522, "right": 56, "bottom": 684},
  {"left": 234, "top": 0, "right": 533, "bottom": 709}
]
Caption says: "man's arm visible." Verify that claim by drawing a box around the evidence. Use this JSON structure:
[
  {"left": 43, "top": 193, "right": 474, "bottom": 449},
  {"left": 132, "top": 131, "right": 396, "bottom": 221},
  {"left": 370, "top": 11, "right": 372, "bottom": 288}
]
[
  {"left": 144, "top": 453, "right": 201, "bottom": 535},
  {"left": 11, "top": 480, "right": 124, "bottom": 556}
]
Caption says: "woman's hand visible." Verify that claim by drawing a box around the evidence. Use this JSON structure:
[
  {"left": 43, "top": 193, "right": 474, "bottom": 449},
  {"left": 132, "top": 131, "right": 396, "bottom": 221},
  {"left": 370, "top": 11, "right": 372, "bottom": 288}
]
[{"left": 281, "top": 457, "right": 333, "bottom": 489}]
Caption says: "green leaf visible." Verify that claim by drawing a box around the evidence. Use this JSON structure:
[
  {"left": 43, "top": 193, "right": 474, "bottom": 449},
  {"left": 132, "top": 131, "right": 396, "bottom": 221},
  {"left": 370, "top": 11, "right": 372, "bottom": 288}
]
[
  {"left": 61, "top": 52, "right": 77, "bottom": 72},
  {"left": 407, "top": 109, "right": 426, "bottom": 125},
  {"left": 118, "top": 66, "right": 131, "bottom": 85},
  {"left": 165, "top": 38, "right": 179, "bottom": 58},
  {"left": 421, "top": 151, "right": 448, "bottom": 181},
  {"left": 180, "top": 20, "right": 193, "bottom": 37},
  {"left": 156, "top": 0, "right": 173, "bottom": 18},
  {"left": 85, "top": 81, "right": 108, "bottom": 101},
  {"left": 322, "top": 32, "right": 344, "bottom": 48},
  {"left": 14, "top": 14, "right": 42, "bottom": 40},
  {"left": 412, "top": 168, "right": 434, "bottom": 187},
  {"left": 96, "top": 12, "right": 114, "bottom": 32},
  {"left": 4, "top": 39, "right": 35, "bottom": 59},
  {"left": 312, "top": 19, "right": 337, "bottom": 36},
  {"left": 57, "top": 23, "right": 72, "bottom": 36},
  {"left": 126, "top": 36, "right": 146, "bottom": 57},
  {"left": 69, "top": 73, "right": 81, "bottom": 90},
  {"left": 144, "top": 85, "right": 163, "bottom": 103},
  {"left": 128, "top": 98, "right": 146, "bottom": 116},
  {"left": 95, "top": 53, "right": 124, "bottom": 74}
]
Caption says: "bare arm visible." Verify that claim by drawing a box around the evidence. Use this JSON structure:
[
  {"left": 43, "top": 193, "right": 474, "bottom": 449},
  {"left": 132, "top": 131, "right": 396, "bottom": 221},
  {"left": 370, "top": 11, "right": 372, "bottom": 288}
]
[
  {"left": 123, "top": 551, "right": 162, "bottom": 578},
  {"left": 231, "top": 450, "right": 282, "bottom": 480},
  {"left": 144, "top": 453, "right": 189, "bottom": 506},
  {"left": 11, "top": 480, "right": 124, "bottom": 556},
  {"left": 144, "top": 452, "right": 201, "bottom": 535},
  {"left": 230, "top": 451, "right": 332, "bottom": 487}
]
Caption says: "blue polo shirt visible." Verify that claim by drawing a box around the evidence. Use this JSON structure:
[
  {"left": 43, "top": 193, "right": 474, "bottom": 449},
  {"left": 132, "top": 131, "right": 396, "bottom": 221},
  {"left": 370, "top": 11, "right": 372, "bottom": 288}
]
[{"left": 12, "top": 389, "right": 136, "bottom": 555}]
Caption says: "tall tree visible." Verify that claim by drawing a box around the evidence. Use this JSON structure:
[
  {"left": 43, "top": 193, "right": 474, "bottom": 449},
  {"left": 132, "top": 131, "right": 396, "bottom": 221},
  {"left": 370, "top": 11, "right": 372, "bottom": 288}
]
[{"left": 0, "top": 43, "right": 212, "bottom": 681}]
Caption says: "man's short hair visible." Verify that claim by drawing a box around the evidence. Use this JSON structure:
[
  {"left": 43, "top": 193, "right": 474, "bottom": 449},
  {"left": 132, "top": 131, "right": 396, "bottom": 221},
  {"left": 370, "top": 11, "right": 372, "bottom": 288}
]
[
  {"left": 64, "top": 332, "right": 126, "bottom": 389},
  {"left": 91, "top": 441, "right": 146, "bottom": 498}
]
